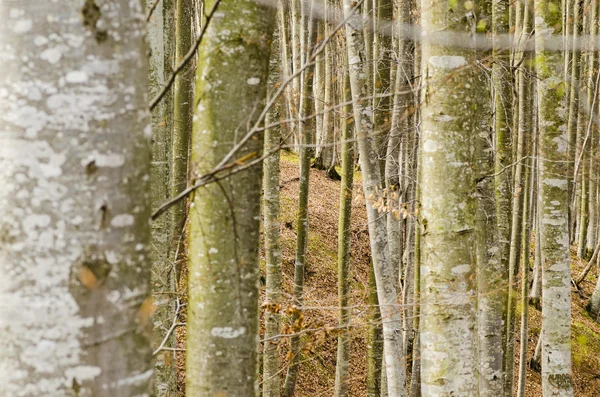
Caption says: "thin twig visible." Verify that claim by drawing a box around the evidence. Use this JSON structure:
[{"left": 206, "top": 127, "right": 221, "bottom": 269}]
[
  {"left": 146, "top": 0, "right": 161, "bottom": 22},
  {"left": 152, "top": 299, "right": 185, "bottom": 356}
]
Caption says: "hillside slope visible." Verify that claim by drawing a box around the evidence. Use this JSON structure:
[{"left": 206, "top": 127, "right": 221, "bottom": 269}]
[{"left": 267, "top": 152, "right": 600, "bottom": 396}]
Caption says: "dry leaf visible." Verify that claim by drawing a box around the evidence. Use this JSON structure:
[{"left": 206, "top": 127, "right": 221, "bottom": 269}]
[{"left": 78, "top": 266, "right": 99, "bottom": 290}]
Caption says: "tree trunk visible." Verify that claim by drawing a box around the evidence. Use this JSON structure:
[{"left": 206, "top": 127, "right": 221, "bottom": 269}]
[
  {"left": 366, "top": 265, "right": 384, "bottom": 397},
  {"left": 492, "top": 0, "right": 514, "bottom": 389},
  {"left": 343, "top": 1, "right": 407, "bottom": 395},
  {"left": 147, "top": 0, "right": 178, "bottom": 394},
  {"left": 262, "top": 23, "right": 284, "bottom": 397},
  {"left": 0, "top": 1, "right": 153, "bottom": 395},
  {"left": 534, "top": 0, "right": 575, "bottom": 391},
  {"left": 314, "top": 6, "right": 336, "bottom": 174},
  {"left": 475, "top": 104, "right": 504, "bottom": 397},
  {"left": 419, "top": 0, "right": 484, "bottom": 392},
  {"left": 185, "top": 1, "right": 275, "bottom": 395},
  {"left": 333, "top": 73, "right": 355, "bottom": 397},
  {"left": 171, "top": 0, "right": 194, "bottom": 282}
]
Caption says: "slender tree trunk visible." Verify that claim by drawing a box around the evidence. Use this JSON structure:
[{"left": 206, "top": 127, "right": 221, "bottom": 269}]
[
  {"left": 313, "top": 20, "right": 325, "bottom": 158},
  {"left": 516, "top": 26, "right": 536, "bottom": 390},
  {"left": 517, "top": 143, "right": 534, "bottom": 397},
  {"left": 171, "top": 0, "right": 194, "bottom": 282},
  {"left": 185, "top": 1, "right": 275, "bottom": 395},
  {"left": 530, "top": 197, "right": 543, "bottom": 308},
  {"left": 366, "top": 265, "right": 384, "bottom": 397},
  {"left": 333, "top": 73, "right": 355, "bottom": 397},
  {"left": 504, "top": 18, "right": 531, "bottom": 390},
  {"left": 147, "top": 0, "right": 178, "bottom": 394},
  {"left": 578, "top": 160, "right": 589, "bottom": 257},
  {"left": 282, "top": 2, "right": 316, "bottom": 395},
  {"left": 0, "top": 1, "right": 153, "bottom": 395},
  {"left": 584, "top": 0, "right": 598, "bottom": 256},
  {"left": 566, "top": 0, "right": 582, "bottom": 233},
  {"left": 262, "top": 24, "right": 284, "bottom": 397},
  {"left": 409, "top": 209, "right": 422, "bottom": 397},
  {"left": 476, "top": 98, "right": 504, "bottom": 397},
  {"left": 492, "top": 0, "right": 514, "bottom": 389},
  {"left": 343, "top": 1, "right": 406, "bottom": 395},
  {"left": 534, "top": 0, "right": 574, "bottom": 391},
  {"left": 314, "top": 5, "right": 336, "bottom": 175}
]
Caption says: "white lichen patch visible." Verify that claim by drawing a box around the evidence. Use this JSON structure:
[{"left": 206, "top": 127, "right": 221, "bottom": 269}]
[
  {"left": 111, "top": 214, "right": 135, "bottom": 228},
  {"left": 451, "top": 264, "right": 471, "bottom": 274},
  {"left": 65, "top": 366, "right": 102, "bottom": 383},
  {"left": 246, "top": 77, "right": 260, "bottom": 85},
  {"left": 13, "top": 19, "right": 33, "bottom": 34},
  {"left": 211, "top": 326, "right": 246, "bottom": 339},
  {"left": 423, "top": 140, "right": 438, "bottom": 152},
  {"left": 65, "top": 71, "right": 88, "bottom": 83},
  {"left": 82, "top": 152, "right": 126, "bottom": 168},
  {"left": 429, "top": 55, "right": 467, "bottom": 69},
  {"left": 543, "top": 178, "right": 567, "bottom": 189},
  {"left": 40, "top": 47, "right": 63, "bottom": 64}
]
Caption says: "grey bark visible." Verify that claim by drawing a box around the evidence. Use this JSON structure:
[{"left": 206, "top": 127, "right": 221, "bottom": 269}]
[
  {"left": 343, "top": 1, "right": 406, "bottom": 395},
  {"left": 419, "top": 0, "right": 485, "bottom": 392},
  {"left": 185, "top": 1, "right": 275, "bottom": 395},
  {"left": 535, "top": 0, "right": 575, "bottom": 391},
  {"left": 262, "top": 24, "right": 283, "bottom": 397},
  {"left": 147, "top": 0, "right": 178, "bottom": 394},
  {"left": 0, "top": 1, "right": 153, "bottom": 396},
  {"left": 333, "top": 73, "right": 355, "bottom": 397}
]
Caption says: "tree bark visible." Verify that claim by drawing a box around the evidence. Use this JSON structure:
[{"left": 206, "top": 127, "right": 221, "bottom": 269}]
[
  {"left": 419, "top": 0, "right": 484, "bottom": 393},
  {"left": 333, "top": 73, "right": 355, "bottom": 397},
  {"left": 262, "top": 22, "right": 284, "bottom": 397},
  {"left": 147, "top": 0, "right": 178, "bottom": 394},
  {"left": 185, "top": 1, "right": 275, "bottom": 395},
  {"left": 0, "top": 1, "right": 153, "bottom": 395},
  {"left": 171, "top": 0, "right": 194, "bottom": 282},
  {"left": 534, "top": 0, "right": 575, "bottom": 391}
]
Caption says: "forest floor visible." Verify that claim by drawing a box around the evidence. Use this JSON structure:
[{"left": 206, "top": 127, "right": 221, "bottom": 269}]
[{"left": 176, "top": 150, "right": 600, "bottom": 396}]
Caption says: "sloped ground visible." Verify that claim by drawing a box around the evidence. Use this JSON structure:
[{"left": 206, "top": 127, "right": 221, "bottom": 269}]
[{"left": 176, "top": 151, "right": 600, "bottom": 396}]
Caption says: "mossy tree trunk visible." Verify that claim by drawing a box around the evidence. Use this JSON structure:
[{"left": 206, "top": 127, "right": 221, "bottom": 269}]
[
  {"left": 185, "top": 1, "right": 275, "bottom": 395},
  {"left": 0, "top": 1, "right": 153, "bottom": 395},
  {"left": 419, "top": 0, "right": 486, "bottom": 393},
  {"left": 492, "top": 0, "right": 514, "bottom": 389},
  {"left": 534, "top": 0, "right": 574, "bottom": 391},
  {"left": 474, "top": 50, "right": 504, "bottom": 397},
  {"left": 333, "top": 73, "right": 355, "bottom": 397}
]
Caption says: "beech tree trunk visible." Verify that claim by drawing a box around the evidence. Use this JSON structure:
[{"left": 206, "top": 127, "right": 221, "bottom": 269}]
[
  {"left": 333, "top": 73, "right": 355, "bottom": 397},
  {"left": 185, "top": 1, "right": 275, "bottom": 395},
  {"left": 0, "top": 1, "right": 153, "bottom": 396},
  {"left": 147, "top": 0, "right": 178, "bottom": 394},
  {"left": 419, "top": 0, "right": 484, "bottom": 392},
  {"left": 534, "top": 0, "right": 575, "bottom": 391},
  {"left": 262, "top": 22, "right": 283, "bottom": 397}
]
